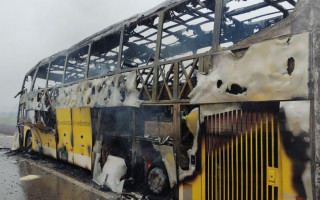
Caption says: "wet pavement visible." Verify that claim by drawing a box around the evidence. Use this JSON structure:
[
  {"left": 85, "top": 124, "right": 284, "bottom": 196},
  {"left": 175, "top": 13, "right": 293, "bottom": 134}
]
[
  {"left": 0, "top": 149, "right": 113, "bottom": 200},
  {"left": 0, "top": 133, "right": 13, "bottom": 149},
  {"left": 0, "top": 135, "right": 161, "bottom": 200},
  {"left": 0, "top": 133, "right": 119, "bottom": 200}
]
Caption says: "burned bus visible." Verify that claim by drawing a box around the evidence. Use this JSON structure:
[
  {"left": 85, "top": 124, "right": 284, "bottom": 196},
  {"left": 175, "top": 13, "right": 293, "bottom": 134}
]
[{"left": 14, "top": 0, "right": 320, "bottom": 199}]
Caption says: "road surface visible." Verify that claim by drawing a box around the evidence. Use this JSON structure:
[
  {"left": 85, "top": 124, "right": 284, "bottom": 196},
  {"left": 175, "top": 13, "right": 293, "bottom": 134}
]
[
  {"left": 0, "top": 135, "right": 123, "bottom": 200},
  {"left": 0, "top": 148, "right": 124, "bottom": 200},
  {"left": 0, "top": 133, "right": 13, "bottom": 149},
  {"left": 0, "top": 134, "right": 151, "bottom": 200}
]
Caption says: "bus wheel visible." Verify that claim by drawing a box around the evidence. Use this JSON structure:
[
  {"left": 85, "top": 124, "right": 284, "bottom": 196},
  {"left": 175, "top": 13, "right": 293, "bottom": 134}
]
[
  {"left": 25, "top": 131, "right": 32, "bottom": 152},
  {"left": 147, "top": 164, "right": 169, "bottom": 195}
]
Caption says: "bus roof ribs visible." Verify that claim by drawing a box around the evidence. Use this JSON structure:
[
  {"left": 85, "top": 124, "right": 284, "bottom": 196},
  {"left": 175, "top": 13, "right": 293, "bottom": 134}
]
[
  {"left": 264, "top": 0, "right": 289, "bottom": 18},
  {"left": 286, "top": 0, "right": 296, "bottom": 6},
  {"left": 225, "top": 2, "right": 269, "bottom": 18},
  {"left": 225, "top": 0, "right": 291, "bottom": 18}
]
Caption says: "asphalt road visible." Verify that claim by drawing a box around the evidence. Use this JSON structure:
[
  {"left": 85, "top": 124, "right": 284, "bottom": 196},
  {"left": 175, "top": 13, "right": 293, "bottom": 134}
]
[
  {"left": 0, "top": 148, "right": 123, "bottom": 200},
  {"left": 0, "top": 135, "right": 122, "bottom": 200},
  {"left": 0, "top": 135, "right": 149, "bottom": 200},
  {"left": 0, "top": 133, "right": 13, "bottom": 149}
]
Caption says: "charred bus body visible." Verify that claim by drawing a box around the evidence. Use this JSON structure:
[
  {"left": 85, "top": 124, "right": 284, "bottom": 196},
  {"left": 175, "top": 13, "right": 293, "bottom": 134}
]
[{"left": 14, "top": 0, "right": 320, "bottom": 199}]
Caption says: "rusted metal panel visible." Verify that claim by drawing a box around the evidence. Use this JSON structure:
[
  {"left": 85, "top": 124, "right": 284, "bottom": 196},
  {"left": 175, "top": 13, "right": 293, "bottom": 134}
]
[{"left": 144, "top": 121, "right": 173, "bottom": 138}]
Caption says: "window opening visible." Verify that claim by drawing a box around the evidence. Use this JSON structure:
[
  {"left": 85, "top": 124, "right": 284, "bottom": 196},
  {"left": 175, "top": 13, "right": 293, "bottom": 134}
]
[
  {"left": 89, "top": 32, "right": 121, "bottom": 77},
  {"left": 64, "top": 46, "right": 89, "bottom": 84},
  {"left": 33, "top": 64, "right": 49, "bottom": 91},
  {"left": 160, "top": 0, "right": 215, "bottom": 60},
  {"left": 48, "top": 56, "right": 66, "bottom": 87},
  {"left": 220, "top": 0, "right": 298, "bottom": 47},
  {"left": 23, "top": 69, "right": 36, "bottom": 92},
  {"left": 121, "top": 16, "right": 159, "bottom": 68}
]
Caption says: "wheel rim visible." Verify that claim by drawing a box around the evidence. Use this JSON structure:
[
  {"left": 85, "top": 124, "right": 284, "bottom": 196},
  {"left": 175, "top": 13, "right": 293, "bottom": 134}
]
[{"left": 147, "top": 167, "right": 167, "bottom": 194}]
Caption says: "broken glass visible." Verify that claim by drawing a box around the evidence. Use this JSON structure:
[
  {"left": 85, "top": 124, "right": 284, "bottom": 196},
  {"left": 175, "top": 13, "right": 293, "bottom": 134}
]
[
  {"left": 220, "top": 0, "right": 298, "bottom": 47},
  {"left": 64, "top": 46, "right": 89, "bottom": 84},
  {"left": 89, "top": 32, "right": 121, "bottom": 77},
  {"left": 33, "top": 64, "right": 49, "bottom": 91},
  {"left": 47, "top": 56, "right": 66, "bottom": 87},
  {"left": 160, "top": 0, "right": 215, "bottom": 60},
  {"left": 121, "top": 16, "right": 159, "bottom": 68}
]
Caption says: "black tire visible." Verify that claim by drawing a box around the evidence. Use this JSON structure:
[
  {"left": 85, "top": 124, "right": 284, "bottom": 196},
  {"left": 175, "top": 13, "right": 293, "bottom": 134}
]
[
  {"left": 147, "top": 164, "right": 169, "bottom": 195},
  {"left": 25, "top": 131, "right": 32, "bottom": 152}
]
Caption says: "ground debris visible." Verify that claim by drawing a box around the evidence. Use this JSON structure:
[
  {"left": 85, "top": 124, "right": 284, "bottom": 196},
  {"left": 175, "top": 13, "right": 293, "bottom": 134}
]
[
  {"left": 19, "top": 175, "right": 40, "bottom": 181},
  {"left": 121, "top": 192, "right": 144, "bottom": 200}
]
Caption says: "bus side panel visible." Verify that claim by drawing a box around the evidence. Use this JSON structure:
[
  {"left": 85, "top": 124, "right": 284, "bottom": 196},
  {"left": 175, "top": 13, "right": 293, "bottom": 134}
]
[
  {"left": 37, "top": 130, "right": 57, "bottom": 159},
  {"left": 178, "top": 138, "right": 205, "bottom": 200},
  {"left": 72, "top": 107, "right": 93, "bottom": 170},
  {"left": 178, "top": 107, "right": 204, "bottom": 200},
  {"left": 56, "top": 108, "right": 74, "bottom": 164},
  {"left": 23, "top": 125, "right": 41, "bottom": 153},
  {"left": 200, "top": 102, "right": 313, "bottom": 200},
  {"left": 23, "top": 124, "right": 57, "bottom": 159}
]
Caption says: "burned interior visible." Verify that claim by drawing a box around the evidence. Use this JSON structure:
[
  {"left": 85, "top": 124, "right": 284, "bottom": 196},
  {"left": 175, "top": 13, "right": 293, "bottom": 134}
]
[
  {"left": 220, "top": 0, "right": 297, "bottom": 47},
  {"left": 160, "top": 0, "right": 215, "bottom": 60},
  {"left": 64, "top": 46, "right": 89, "bottom": 84},
  {"left": 122, "top": 16, "right": 159, "bottom": 68},
  {"left": 47, "top": 56, "right": 65, "bottom": 87},
  {"left": 13, "top": 0, "right": 320, "bottom": 199},
  {"left": 89, "top": 32, "right": 121, "bottom": 77}
]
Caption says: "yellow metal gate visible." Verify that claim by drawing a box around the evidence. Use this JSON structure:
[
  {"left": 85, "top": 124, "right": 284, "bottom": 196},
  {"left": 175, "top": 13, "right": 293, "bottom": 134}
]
[{"left": 204, "top": 109, "right": 282, "bottom": 200}]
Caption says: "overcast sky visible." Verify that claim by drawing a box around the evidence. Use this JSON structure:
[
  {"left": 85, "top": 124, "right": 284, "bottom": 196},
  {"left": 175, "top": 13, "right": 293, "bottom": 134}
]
[{"left": 0, "top": 0, "right": 166, "bottom": 113}]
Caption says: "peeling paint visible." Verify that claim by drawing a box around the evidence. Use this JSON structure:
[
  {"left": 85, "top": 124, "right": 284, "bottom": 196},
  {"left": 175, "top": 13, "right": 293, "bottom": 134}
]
[
  {"left": 20, "top": 91, "right": 48, "bottom": 112},
  {"left": 280, "top": 101, "right": 313, "bottom": 200},
  {"left": 190, "top": 33, "right": 309, "bottom": 104},
  {"left": 179, "top": 108, "right": 199, "bottom": 181},
  {"left": 11, "top": 128, "right": 20, "bottom": 151},
  {"left": 280, "top": 101, "right": 310, "bottom": 137},
  {"left": 93, "top": 155, "right": 127, "bottom": 194},
  {"left": 20, "top": 71, "right": 141, "bottom": 113}
]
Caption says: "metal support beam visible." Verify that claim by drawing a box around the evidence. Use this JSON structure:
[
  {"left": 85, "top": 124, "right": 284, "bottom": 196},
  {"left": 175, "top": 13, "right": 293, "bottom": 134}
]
[
  {"left": 173, "top": 62, "right": 179, "bottom": 100},
  {"left": 118, "top": 28, "right": 125, "bottom": 70},
  {"left": 85, "top": 43, "right": 92, "bottom": 79},
  {"left": 213, "top": 0, "right": 223, "bottom": 51},
  {"left": 155, "top": 12, "right": 164, "bottom": 62},
  {"left": 173, "top": 104, "right": 181, "bottom": 199}
]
